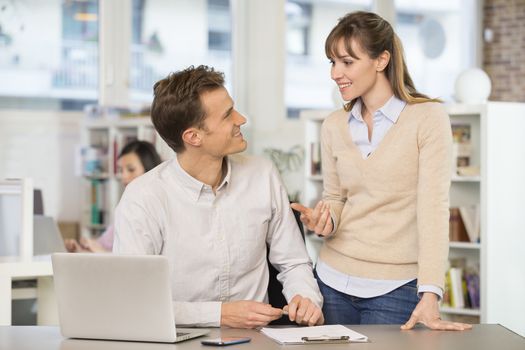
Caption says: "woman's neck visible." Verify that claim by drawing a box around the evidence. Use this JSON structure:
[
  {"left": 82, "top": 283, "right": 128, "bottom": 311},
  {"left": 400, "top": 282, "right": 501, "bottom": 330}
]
[{"left": 360, "top": 73, "right": 394, "bottom": 114}]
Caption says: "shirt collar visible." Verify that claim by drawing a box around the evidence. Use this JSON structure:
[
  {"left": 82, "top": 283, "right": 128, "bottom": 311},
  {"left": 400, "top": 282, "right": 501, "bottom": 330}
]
[
  {"left": 378, "top": 95, "right": 406, "bottom": 123},
  {"left": 349, "top": 95, "right": 406, "bottom": 123},
  {"left": 170, "top": 154, "right": 231, "bottom": 202}
]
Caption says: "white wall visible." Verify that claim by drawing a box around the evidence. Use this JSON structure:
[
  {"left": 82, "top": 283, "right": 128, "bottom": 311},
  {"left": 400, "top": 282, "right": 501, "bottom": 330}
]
[{"left": 0, "top": 110, "right": 81, "bottom": 221}]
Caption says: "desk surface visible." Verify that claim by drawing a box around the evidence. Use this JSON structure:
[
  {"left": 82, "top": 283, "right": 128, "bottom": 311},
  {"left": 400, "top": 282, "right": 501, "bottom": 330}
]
[
  {"left": 1, "top": 324, "right": 524, "bottom": 350},
  {"left": 0, "top": 255, "right": 53, "bottom": 278}
]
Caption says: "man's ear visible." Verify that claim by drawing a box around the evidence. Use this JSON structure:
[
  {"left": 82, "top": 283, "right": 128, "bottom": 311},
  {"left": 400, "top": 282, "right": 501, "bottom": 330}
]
[
  {"left": 376, "top": 50, "right": 391, "bottom": 72},
  {"left": 182, "top": 128, "right": 202, "bottom": 147}
]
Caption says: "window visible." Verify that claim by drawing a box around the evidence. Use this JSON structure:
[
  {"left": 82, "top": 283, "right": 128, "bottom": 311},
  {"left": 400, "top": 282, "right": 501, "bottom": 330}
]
[
  {"left": 395, "top": 0, "right": 478, "bottom": 101},
  {"left": 286, "top": 1, "right": 312, "bottom": 56},
  {"left": 129, "top": 0, "right": 233, "bottom": 104},
  {"left": 285, "top": 0, "right": 372, "bottom": 118},
  {"left": 208, "top": 0, "right": 231, "bottom": 51},
  {"left": 0, "top": 0, "right": 99, "bottom": 110}
]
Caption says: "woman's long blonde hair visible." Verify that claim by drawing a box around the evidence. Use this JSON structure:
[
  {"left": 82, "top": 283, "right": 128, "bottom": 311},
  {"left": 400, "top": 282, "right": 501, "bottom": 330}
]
[{"left": 325, "top": 11, "right": 441, "bottom": 111}]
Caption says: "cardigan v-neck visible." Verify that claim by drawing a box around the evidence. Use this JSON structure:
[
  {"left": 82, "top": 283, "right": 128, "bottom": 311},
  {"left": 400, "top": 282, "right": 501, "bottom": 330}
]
[
  {"left": 318, "top": 101, "right": 452, "bottom": 290},
  {"left": 336, "top": 109, "right": 404, "bottom": 164}
]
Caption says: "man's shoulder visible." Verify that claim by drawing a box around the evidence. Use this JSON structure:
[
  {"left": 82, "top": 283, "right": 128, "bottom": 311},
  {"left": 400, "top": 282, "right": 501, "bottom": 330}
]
[{"left": 124, "top": 160, "right": 172, "bottom": 196}]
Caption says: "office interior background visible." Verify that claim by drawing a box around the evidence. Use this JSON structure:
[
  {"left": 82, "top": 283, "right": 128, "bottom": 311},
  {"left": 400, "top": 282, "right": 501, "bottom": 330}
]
[{"left": 0, "top": 0, "right": 524, "bottom": 336}]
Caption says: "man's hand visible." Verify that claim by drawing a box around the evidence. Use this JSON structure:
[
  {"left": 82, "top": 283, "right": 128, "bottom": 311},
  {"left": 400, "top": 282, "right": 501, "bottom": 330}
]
[
  {"left": 401, "top": 293, "right": 472, "bottom": 331},
  {"left": 221, "top": 300, "right": 283, "bottom": 328},
  {"left": 291, "top": 201, "right": 333, "bottom": 236},
  {"left": 283, "top": 295, "right": 324, "bottom": 326}
]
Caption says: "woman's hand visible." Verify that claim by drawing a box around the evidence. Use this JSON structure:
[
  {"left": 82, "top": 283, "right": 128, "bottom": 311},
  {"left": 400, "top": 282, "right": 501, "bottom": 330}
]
[
  {"left": 291, "top": 201, "right": 333, "bottom": 236},
  {"left": 79, "top": 237, "right": 108, "bottom": 253},
  {"left": 401, "top": 293, "right": 472, "bottom": 331}
]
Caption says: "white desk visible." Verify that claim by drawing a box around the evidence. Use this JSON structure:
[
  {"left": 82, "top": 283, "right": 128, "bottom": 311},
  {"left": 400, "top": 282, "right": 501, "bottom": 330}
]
[{"left": 0, "top": 256, "right": 58, "bottom": 326}]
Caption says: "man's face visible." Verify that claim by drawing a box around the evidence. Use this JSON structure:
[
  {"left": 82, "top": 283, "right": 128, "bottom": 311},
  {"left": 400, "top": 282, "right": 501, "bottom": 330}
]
[{"left": 198, "top": 87, "right": 247, "bottom": 157}]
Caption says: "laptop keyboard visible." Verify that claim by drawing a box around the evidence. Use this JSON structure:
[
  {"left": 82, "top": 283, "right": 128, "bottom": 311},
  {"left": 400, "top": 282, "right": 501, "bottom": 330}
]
[{"left": 176, "top": 332, "right": 190, "bottom": 337}]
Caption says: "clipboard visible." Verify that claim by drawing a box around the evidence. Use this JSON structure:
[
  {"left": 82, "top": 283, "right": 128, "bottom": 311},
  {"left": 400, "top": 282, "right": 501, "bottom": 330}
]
[
  {"left": 260, "top": 325, "right": 368, "bottom": 345},
  {"left": 301, "top": 335, "right": 351, "bottom": 344}
]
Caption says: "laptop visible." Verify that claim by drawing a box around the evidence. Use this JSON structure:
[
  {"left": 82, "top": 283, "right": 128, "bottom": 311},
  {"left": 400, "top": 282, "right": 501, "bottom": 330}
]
[
  {"left": 34, "top": 215, "right": 67, "bottom": 256},
  {"left": 51, "top": 253, "right": 209, "bottom": 343}
]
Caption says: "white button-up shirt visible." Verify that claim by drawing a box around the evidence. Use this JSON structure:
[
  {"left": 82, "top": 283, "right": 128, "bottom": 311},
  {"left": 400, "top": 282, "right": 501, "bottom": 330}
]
[{"left": 113, "top": 154, "right": 322, "bottom": 327}]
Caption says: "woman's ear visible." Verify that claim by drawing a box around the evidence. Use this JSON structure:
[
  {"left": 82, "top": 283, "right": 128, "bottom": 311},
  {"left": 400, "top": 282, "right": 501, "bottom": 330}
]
[
  {"left": 182, "top": 128, "right": 202, "bottom": 147},
  {"left": 377, "top": 50, "right": 391, "bottom": 72}
]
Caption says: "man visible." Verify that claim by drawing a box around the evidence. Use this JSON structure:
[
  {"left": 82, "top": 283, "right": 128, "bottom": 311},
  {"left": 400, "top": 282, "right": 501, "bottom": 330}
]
[{"left": 113, "top": 65, "right": 323, "bottom": 328}]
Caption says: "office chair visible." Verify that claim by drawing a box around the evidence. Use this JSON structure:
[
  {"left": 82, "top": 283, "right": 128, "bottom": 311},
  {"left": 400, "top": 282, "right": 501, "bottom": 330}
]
[{"left": 267, "top": 208, "right": 308, "bottom": 325}]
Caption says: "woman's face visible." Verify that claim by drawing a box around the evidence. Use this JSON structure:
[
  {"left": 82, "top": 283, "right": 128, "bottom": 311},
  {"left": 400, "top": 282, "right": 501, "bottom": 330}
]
[
  {"left": 330, "top": 38, "right": 381, "bottom": 102},
  {"left": 117, "top": 152, "right": 145, "bottom": 186}
]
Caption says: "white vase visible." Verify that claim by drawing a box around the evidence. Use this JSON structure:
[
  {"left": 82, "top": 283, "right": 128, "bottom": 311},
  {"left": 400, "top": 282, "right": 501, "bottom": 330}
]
[{"left": 454, "top": 68, "right": 492, "bottom": 103}]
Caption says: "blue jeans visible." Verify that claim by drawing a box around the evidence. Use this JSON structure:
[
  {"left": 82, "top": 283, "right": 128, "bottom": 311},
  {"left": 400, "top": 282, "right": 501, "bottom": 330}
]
[{"left": 315, "top": 271, "right": 419, "bottom": 325}]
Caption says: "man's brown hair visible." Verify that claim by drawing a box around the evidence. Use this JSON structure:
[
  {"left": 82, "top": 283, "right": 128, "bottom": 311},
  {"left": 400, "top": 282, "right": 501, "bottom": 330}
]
[{"left": 151, "top": 65, "right": 225, "bottom": 153}]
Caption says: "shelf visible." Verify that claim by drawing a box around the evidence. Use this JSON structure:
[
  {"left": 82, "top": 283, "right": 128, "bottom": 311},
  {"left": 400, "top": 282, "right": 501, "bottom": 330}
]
[
  {"left": 452, "top": 175, "right": 481, "bottom": 182},
  {"left": 451, "top": 175, "right": 481, "bottom": 182},
  {"left": 85, "top": 224, "right": 107, "bottom": 231},
  {"left": 300, "top": 110, "right": 332, "bottom": 121},
  {"left": 83, "top": 173, "right": 110, "bottom": 180},
  {"left": 440, "top": 306, "right": 481, "bottom": 316},
  {"left": 84, "top": 117, "right": 153, "bottom": 129},
  {"left": 307, "top": 174, "right": 323, "bottom": 181},
  {"left": 449, "top": 241, "right": 481, "bottom": 249},
  {"left": 446, "top": 103, "right": 485, "bottom": 116}
]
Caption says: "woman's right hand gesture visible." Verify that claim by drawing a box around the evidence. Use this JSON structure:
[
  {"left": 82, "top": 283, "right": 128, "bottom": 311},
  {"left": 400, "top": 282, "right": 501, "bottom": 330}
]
[{"left": 291, "top": 201, "right": 333, "bottom": 236}]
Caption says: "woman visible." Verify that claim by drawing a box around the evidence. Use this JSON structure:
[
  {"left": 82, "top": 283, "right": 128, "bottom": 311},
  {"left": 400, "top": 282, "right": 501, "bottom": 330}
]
[
  {"left": 65, "top": 140, "right": 162, "bottom": 253},
  {"left": 292, "top": 11, "right": 471, "bottom": 331}
]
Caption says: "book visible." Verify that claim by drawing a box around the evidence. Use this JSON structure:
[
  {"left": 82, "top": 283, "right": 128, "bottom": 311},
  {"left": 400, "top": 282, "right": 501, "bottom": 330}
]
[
  {"left": 459, "top": 205, "right": 480, "bottom": 243},
  {"left": 465, "top": 269, "right": 480, "bottom": 309},
  {"left": 449, "top": 207, "right": 470, "bottom": 242},
  {"left": 90, "top": 180, "right": 106, "bottom": 225},
  {"left": 310, "top": 142, "right": 321, "bottom": 175},
  {"left": 443, "top": 269, "right": 452, "bottom": 307},
  {"left": 448, "top": 267, "right": 465, "bottom": 308}
]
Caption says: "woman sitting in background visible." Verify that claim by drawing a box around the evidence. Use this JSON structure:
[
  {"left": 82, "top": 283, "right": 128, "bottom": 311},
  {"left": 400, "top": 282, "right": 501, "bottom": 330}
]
[{"left": 65, "top": 140, "right": 162, "bottom": 253}]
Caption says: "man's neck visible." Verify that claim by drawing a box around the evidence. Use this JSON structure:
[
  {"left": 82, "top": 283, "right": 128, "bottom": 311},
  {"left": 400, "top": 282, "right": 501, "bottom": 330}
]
[{"left": 177, "top": 151, "right": 225, "bottom": 190}]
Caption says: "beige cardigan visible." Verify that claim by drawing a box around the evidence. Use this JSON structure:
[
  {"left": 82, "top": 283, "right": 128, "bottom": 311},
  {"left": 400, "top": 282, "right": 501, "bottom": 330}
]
[{"left": 318, "top": 102, "right": 452, "bottom": 290}]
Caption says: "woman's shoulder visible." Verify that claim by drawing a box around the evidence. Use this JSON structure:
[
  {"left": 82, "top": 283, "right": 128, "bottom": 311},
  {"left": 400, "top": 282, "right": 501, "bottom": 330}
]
[{"left": 405, "top": 101, "right": 447, "bottom": 116}]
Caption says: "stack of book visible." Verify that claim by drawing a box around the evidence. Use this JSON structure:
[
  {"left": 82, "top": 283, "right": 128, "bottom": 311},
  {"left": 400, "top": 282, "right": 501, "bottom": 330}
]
[
  {"left": 443, "top": 266, "right": 480, "bottom": 310},
  {"left": 90, "top": 180, "right": 106, "bottom": 226}
]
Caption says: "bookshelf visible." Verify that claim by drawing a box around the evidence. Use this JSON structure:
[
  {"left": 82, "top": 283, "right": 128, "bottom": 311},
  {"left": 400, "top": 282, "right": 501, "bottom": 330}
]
[
  {"left": 300, "top": 102, "right": 525, "bottom": 335},
  {"left": 301, "top": 110, "right": 332, "bottom": 264},
  {"left": 79, "top": 116, "right": 172, "bottom": 239}
]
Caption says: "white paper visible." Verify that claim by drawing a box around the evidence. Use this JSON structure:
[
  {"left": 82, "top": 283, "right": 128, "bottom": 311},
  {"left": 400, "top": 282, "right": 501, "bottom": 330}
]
[{"left": 260, "top": 325, "right": 368, "bottom": 344}]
